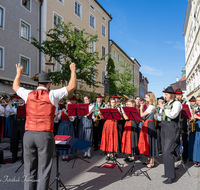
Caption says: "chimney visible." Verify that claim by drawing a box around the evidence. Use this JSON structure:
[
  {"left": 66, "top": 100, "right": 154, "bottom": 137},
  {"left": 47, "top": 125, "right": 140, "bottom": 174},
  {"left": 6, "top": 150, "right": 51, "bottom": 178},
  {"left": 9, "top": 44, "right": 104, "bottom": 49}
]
[{"left": 176, "top": 76, "right": 178, "bottom": 82}]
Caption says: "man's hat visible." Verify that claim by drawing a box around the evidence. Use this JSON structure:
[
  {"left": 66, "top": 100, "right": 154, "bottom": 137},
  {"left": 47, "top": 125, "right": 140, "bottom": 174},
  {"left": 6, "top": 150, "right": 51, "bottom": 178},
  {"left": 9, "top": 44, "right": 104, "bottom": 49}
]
[
  {"left": 157, "top": 96, "right": 164, "bottom": 100},
  {"left": 163, "top": 86, "right": 175, "bottom": 94},
  {"left": 112, "top": 94, "right": 119, "bottom": 98},
  {"left": 12, "top": 93, "right": 20, "bottom": 99},
  {"left": 70, "top": 96, "right": 77, "bottom": 100},
  {"left": 189, "top": 96, "right": 196, "bottom": 102},
  {"left": 38, "top": 73, "right": 52, "bottom": 83},
  {"left": 96, "top": 94, "right": 102, "bottom": 98},
  {"left": 77, "top": 98, "right": 82, "bottom": 103},
  {"left": 175, "top": 88, "right": 183, "bottom": 94}
]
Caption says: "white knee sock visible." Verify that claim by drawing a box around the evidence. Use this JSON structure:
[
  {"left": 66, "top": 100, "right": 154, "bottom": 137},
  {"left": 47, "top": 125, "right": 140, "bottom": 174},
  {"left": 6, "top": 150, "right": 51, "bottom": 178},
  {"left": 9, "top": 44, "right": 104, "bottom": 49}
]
[{"left": 87, "top": 147, "right": 91, "bottom": 157}]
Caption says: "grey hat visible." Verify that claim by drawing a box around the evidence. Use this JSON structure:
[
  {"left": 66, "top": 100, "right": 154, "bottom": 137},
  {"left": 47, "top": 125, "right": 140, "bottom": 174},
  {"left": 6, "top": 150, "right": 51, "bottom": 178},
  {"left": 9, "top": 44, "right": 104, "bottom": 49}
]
[{"left": 38, "top": 73, "right": 52, "bottom": 83}]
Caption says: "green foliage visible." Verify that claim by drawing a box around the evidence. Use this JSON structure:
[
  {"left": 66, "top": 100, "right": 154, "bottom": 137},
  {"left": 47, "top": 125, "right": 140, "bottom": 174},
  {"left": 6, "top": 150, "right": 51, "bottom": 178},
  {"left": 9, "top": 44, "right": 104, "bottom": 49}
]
[
  {"left": 32, "top": 22, "right": 106, "bottom": 87},
  {"left": 110, "top": 61, "right": 138, "bottom": 97},
  {"left": 107, "top": 58, "right": 117, "bottom": 95}
]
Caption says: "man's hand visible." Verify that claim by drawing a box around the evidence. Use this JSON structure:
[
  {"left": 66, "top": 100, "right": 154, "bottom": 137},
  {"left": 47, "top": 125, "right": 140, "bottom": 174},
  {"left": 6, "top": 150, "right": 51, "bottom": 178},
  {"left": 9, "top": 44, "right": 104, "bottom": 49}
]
[
  {"left": 158, "top": 103, "right": 164, "bottom": 110},
  {"left": 16, "top": 63, "right": 23, "bottom": 75},
  {"left": 8, "top": 101, "right": 12, "bottom": 108},
  {"left": 70, "top": 63, "right": 76, "bottom": 72},
  {"left": 93, "top": 118, "right": 97, "bottom": 122}
]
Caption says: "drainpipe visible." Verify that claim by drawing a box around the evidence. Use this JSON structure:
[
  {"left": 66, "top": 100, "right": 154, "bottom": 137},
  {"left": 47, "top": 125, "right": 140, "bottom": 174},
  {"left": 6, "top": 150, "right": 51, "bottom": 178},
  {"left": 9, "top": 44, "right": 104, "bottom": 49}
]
[{"left": 39, "top": 0, "right": 44, "bottom": 73}]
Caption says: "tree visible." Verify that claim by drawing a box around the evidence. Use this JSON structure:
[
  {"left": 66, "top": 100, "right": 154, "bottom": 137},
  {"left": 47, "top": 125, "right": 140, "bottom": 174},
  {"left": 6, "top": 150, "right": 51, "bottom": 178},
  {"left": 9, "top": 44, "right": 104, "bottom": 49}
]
[
  {"left": 107, "top": 58, "right": 117, "bottom": 95},
  {"left": 110, "top": 61, "right": 138, "bottom": 97},
  {"left": 32, "top": 22, "right": 106, "bottom": 87}
]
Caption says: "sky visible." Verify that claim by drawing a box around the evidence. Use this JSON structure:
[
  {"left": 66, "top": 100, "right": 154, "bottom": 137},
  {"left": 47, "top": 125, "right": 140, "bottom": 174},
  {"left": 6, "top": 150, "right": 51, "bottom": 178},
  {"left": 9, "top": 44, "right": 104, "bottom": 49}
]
[{"left": 98, "top": 0, "right": 188, "bottom": 98}]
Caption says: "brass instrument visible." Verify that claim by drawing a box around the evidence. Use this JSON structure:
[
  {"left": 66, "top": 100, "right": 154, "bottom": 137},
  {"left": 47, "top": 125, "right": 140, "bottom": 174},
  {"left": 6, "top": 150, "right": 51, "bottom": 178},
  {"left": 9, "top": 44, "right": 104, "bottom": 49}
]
[
  {"left": 189, "top": 107, "right": 195, "bottom": 132},
  {"left": 94, "top": 94, "right": 110, "bottom": 127}
]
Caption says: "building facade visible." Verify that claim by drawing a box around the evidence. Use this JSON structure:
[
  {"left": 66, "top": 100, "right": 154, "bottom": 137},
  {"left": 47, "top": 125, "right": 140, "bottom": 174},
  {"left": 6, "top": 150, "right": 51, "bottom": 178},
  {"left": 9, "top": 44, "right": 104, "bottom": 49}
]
[
  {"left": 183, "top": 0, "right": 200, "bottom": 100},
  {"left": 42, "top": 0, "right": 112, "bottom": 95},
  {"left": 139, "top": 72, "right": 148, "bottom": 98},
  {"left": 0, "top": 0, "right": 40, "bottom": 94},
  {"left": 131, "top": 57, "right": 140, "bottom": 97}
]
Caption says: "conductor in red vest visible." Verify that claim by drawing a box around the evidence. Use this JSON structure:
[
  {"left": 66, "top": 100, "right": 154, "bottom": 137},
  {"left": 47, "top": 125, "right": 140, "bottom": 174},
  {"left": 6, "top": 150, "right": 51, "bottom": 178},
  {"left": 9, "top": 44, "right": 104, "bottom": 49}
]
[{"left": 13, "top": 63, "right": 76, "bottom": 190}]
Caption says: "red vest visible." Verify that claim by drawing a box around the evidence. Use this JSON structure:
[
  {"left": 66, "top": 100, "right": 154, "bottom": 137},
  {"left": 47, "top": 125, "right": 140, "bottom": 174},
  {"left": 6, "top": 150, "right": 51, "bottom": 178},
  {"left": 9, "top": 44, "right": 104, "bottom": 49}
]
[
  {"left": 25, "top": 89, "right": 56, "bottom": 132},
  {"left": 61, "top": 111, "right": 70, "bottom": 121}
]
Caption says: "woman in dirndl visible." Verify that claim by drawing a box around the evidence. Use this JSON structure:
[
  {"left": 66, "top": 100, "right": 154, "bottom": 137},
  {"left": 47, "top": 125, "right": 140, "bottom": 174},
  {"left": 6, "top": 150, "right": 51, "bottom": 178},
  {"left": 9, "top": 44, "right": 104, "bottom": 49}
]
[
  {"left": 138, "top": 92, "right": 158, "bottom": 168},
  {"left": 100, "top": 98, "right": 120, "bottom": 160},
  {"left": 189, "top": 96, "right": 200, "bottom": 167},
  {"left": 78, "top": 95, "right": 94, "bottom": 159},
  {"left": 121, "top": 99, "right": 139, "bottom": 162},
  {"left": 56, "top": 100, "right": 75, "bottom": 161}
]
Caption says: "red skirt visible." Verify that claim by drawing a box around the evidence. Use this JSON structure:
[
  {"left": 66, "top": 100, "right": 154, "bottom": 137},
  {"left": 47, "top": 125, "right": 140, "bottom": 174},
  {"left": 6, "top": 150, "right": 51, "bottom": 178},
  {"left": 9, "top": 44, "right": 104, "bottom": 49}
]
[
  {"left": 100, "top": 120, "right": 118, "bottom": 153},
  {"left": 138, "top": 119, "right": 155, "bottom": 156},
  {"left": 121, "top": 120, "right": 133, "bottom": 155}
]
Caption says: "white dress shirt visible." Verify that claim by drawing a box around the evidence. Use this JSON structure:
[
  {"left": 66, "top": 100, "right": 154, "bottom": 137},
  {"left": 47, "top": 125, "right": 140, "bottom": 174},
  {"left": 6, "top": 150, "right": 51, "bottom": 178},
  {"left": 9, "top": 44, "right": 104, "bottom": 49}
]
[
  {"left": 17, "top": 86, "right": 68, "bottom": 107},
  {"left": 5, "top": 104, "right": 17, "bottom": 116}
]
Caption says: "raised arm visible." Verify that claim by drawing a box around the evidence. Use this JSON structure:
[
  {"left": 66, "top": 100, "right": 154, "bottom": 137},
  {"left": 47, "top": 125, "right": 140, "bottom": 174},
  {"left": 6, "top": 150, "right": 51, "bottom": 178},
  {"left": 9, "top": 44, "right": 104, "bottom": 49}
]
[
  {"left": 66, "top": 63, "right": 76, "bottom": 94},
  {"left": 13, "top": 63, "right": 23, "bottom": 92}
]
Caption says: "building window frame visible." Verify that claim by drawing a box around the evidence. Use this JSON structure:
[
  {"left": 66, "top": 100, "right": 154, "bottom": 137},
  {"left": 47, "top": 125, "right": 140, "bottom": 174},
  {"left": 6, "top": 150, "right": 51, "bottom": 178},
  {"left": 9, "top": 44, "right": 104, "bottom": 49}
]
[
  {"left": 113, "top": 50, "right": 116, "bottom": 58},
  {"left": 20, "top": 55, "right": 30, "bottom": 76},
  {"left": 53, "top": 11, "right": 64, "bottom": 29},
  {"left": 89, "top": 41, "right": 95, "bottom": 53},
  {"left": 57, "top": 0, "right": 64, "bottom": 5},
  {"left": 74, "top": 0, "right": 82, "bottom": 19},
  {"left": 118, "top": 54, "right": 120, "bottom": 61},
  {"left": 0, "top": 46, "right": 4, "bottom": 70},
  {"left": 90, "top": 4, "right": 95, "bottom": 11},
  {"left": 102, "top": 69, "right": 105, "bottom": 85},
  {"left": 74, "top": 26, "right": 80, "bottom": 34},
  {"left": 102, "top": 45, "right": 106, "bottom": 61},
  {"left": 0, "top": 5, "right": 5, "bottom": 29},
  {"left": 90, "top": 13, "right": 95, "bottom": 30},
  {"left": 21, "top": 0, "right": 31, "bottom": 12},
  {"left": 20, "top": 19, "right": 31, "bottom": 42},
  {"left": 102, "top": 24, "right": 106, "bottom": 38}
]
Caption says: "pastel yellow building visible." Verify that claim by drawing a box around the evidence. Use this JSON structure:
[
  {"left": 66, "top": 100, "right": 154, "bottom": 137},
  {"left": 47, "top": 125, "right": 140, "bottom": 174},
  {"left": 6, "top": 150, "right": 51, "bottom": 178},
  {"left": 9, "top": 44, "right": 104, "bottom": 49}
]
[
  {"left": 41, "top": 0, "right": 112, "bottom": 95},
  {"left": 183, "top": 0, "right": 200, "bottom": 100},
  {"left": 109, "top": 40, "right": 140, "bottom": 97}
]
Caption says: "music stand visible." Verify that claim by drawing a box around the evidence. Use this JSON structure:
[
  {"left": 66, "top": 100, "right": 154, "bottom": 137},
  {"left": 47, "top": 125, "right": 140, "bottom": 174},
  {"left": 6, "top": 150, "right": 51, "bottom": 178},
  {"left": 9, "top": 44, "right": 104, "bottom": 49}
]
[
  {"left": 120, "top": 107, "right": 151, "bottom": 180},
  {"left": 15, "top": 105, "right": 26, "bottom": 173},
  {"left": 98, "top": 108, "right": 123, "bottom": 172},
  {"left": 49, "top": 142, "right": 71, "bottom": 190},
  {"left": 68, "top": 104, "right": 90, "bottom": 168}
]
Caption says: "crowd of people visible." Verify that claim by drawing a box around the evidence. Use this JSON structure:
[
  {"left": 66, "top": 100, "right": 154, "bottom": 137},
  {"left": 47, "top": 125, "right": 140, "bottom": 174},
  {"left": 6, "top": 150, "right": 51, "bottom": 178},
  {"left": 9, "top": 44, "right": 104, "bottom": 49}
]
[{"left": 0, "top": 62, "right": 200, "bottom": 189}]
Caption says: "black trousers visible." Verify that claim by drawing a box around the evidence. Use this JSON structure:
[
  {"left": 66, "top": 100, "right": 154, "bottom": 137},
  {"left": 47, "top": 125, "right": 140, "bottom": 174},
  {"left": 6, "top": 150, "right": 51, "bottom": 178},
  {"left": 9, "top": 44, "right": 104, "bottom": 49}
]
[
  {"left": 72, "top": 117, "right": 80, "bottom": 138},
  {"left": 11, "top": 120, "right": 25, "bottom": 160},
  {"left": 53, "top": 122, "right": 59, "bottom": 136},
  {"left": 161, "top": 121, "right": 179, "bottom": 178},
  {"left": 93, "top": 119, "right": 105, "bottom": 149}
]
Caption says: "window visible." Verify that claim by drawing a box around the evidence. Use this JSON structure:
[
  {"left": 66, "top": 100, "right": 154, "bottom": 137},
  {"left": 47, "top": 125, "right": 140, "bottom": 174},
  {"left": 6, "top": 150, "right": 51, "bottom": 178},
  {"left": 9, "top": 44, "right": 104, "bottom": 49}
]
[
  {"left": 20, "top": 20, "right": 30, "bottom": 41},
  {"left": 0, "top": 47, "right": 3, "bottom": 68},
  {"left": 118, "top": 54, "right": 120, "bottom": 61},
  {"left": 75, "top": 1, "right": 81, "bottom": 18},
  {"left": 102, "top": 46, "right": 106, "bottom": 61},
  {"left": 20, "top": 56, "right": 30, "bottom": 75},
  {"left": 54, "top": 13, "right": 63, "bottom": 29},
  {"left": 52, "top": 58, "right": 57, "bottom": 72},
  {"left": 102, "top": 17, "right": 105, "bottom": 21},
  {"left": 59, "top": 55, "right": 63, "bottom": 71},
  {"left": 22, "top": 0, "right": 30, "bottom": 10},
  {"left": 0, "top": 6, "right": 4, "bottom": 29},
  {"left": 89, "top": 41, "right": 95, "bottom": 53},
  {"left": 58, "top": 0, "right": 64, "bottom": 4},
  {"left": 102, "top": 25, "right": 106, "bottom": 37},
  {"left": 90, "top": 14, "right": 95, "bottom": 29},
  {"left": 74, "top": 27, "right": 79, "bottom": 34},
  {"left": 113, "top": 50, "right": 116, "bottom": 58},
  {"left": 90, "top": 5, "right": 95, "bottom": 10}
]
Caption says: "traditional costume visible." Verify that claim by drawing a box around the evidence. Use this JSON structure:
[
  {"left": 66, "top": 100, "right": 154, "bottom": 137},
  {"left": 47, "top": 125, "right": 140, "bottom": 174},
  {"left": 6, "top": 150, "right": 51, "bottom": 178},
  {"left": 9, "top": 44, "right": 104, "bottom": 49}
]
[
  {"left": 188, "top": 96, "right": 197, "bottom": 161},
  {"left": 78, "top": 103, "right": 94, "bottom": 157},
  {"left": 159, "top": 86, "right": 182, "bottom": 183},
  {"left": 138, "top": 105, "right": 158, "bottom": 157},
  {"left": 92, "top": 94, "right": 106, "bottom": 150},
  {"left": 189, "top": 106, "right": 200, "bottom": 164}
]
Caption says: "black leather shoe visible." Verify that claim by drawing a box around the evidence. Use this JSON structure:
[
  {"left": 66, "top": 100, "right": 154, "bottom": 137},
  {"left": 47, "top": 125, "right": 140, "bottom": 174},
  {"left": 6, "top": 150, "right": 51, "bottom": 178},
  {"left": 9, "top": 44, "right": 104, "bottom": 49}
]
[
  {"left": 161, "top": 175, "right": 167, "bottom": 178},
  {"left": 10, "top": 157, "right": 18, "bottom": 164},
  {"left": 93, "top": 148, "right": 98, "bottom": 151},
  {"left": 124, "top": 157, "right": 129, "bottom": 162},
  {"left": 163, "top": 178, "right": 175, "bottom": 184}
]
